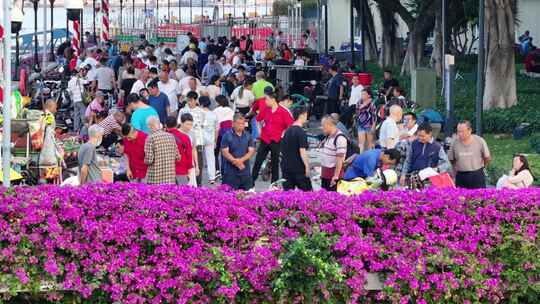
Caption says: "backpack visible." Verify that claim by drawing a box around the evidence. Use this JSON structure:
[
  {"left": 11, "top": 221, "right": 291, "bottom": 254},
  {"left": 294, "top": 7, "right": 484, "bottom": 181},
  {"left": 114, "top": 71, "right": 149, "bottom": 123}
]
[{"left": 323, "top": 132, "right": 359, "bottom": 160}]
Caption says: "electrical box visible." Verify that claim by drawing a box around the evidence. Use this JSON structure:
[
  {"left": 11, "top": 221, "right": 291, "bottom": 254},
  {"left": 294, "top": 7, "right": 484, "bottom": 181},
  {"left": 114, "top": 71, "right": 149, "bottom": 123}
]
[{"left": 411, "top": 67, "right": 437, "bottom": 109}]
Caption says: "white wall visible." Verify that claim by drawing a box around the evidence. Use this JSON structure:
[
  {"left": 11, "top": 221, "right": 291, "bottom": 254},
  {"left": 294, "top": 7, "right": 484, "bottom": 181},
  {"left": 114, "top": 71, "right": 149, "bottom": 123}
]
[
  {"left": 516, "top": 0, "right": 540, "bottom": 40},
  {"left": 327, "top": 0, "right": 351, "bottom": 49}
]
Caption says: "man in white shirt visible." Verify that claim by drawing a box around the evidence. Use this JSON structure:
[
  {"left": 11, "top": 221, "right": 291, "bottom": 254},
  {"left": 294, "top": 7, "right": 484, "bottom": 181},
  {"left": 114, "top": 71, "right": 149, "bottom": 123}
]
[
  {"left": 180, "top": 44, "right": 198, "bottom": 65},
  {"left": 232, "top": 48, "right": 242, "bottom": 67},
  {"left": 181, "top": 77, "right": 206, "bottom": 101},
  {"left": 220, "top": 56, "right": 232, "bottom": 77},
  {"left": 348, "top": 76, "right": 364, "bottom": 107},
  {"left": 158, "top": 71, "right": 181, "bottom": 113},
  {"left": 179, "top": 76, "right": 203, "bottom": 94},
  {"left": 67, "top": 68, "right": 87, "bottom": 132},
  {"left": 379, "top": 105, "right": 403, "bottom": 149},
  {"left": 130, "top": 69, "right": 151, "bottom": 95}
]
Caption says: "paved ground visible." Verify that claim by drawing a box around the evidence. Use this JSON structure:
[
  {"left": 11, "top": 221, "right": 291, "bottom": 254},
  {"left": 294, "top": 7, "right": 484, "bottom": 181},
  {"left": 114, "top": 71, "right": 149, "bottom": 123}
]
[{"left": 203, "top": 119, "right": 324, "bottom": 192}]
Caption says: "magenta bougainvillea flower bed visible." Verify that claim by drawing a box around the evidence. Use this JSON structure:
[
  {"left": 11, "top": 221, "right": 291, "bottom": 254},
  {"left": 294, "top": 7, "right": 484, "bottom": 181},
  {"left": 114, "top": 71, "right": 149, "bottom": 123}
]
[{"left": 1, "top": 184, "right": 540, "bottom": 303}]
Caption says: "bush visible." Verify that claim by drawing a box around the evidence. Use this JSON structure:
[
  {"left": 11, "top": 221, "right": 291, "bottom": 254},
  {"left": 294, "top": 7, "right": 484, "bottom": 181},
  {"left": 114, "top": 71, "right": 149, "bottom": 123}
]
[
  {"left": 530, "top": 135, "right": 540, "bottom": 154},
  {"left": 1, "top": 185, "right": 540, "bottom": 303}
]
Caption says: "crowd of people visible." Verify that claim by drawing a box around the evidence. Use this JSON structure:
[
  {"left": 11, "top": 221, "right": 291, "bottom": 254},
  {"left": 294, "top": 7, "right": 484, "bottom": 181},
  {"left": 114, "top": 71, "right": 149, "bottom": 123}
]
[{"left": 50, "top": 30, "right": 535, "bottom": 192}]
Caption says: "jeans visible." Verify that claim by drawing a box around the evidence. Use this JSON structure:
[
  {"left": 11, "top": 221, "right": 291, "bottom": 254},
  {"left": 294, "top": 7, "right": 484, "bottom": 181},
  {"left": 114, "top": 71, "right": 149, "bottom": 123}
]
[
  {"left": 325, "top": 98, "right": 340, "bottom": 116},
  {"left": 204, "top": 143, "right": 216, "bottom": 181},
  {"left": 252, "top": 141, "right": 281, "bottom": 183},
  {"left": 73, "top": 102, "right": 86, "bottom": 132},
  {"left": 223, "top": 173, "right": 253, "bottom": 190},
  {"left": 176, "top": 175, "right": 189, "bottom": 185}
]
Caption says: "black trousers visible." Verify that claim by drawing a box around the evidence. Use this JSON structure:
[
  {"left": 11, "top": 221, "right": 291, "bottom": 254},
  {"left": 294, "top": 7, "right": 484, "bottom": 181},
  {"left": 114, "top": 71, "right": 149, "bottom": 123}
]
[
  {"left": 325, "top": 98, "right": 340, "bottom": 115},
  {"left": 283, "top": 173, "right": 313, "bottom": 191},
  {"left": 252, "top": 141, "right": 280, "bottom": 183},
  {"left": 456, "top": 168, "right": 486, "bottom": 189},
  {"left": 340, "top": 105, "right": 356, "bottom": 129},
  {"left": 196, "top": 145, "right": 204, "bottom": 186},
  {"left": 321, "top": 178, "right": 337, "bottom": 192}
]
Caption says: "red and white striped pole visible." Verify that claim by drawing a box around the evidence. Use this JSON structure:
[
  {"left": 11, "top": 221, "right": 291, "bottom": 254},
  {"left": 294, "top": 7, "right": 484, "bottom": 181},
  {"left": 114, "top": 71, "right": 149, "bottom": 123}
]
[
  {"left": 101, "top": 0, "right": 110, "bottom": 42},
  {"left": 71, "top": 20, "right": 81, "bottom": 56}
]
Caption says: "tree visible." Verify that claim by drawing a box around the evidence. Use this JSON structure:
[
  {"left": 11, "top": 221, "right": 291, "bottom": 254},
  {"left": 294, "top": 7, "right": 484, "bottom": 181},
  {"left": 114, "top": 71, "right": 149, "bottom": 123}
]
[
  {"left": 359, "top": 0, "right": 379, "bottom": 61},
  {"left": 483, "top": 0, "right": 517, "bottom": 109},
  {"left": 377, "top": 1, "right": 401, "bottom": 67},
  {"left": 373, "top": 0, "right": 436, "bottom": 75}
]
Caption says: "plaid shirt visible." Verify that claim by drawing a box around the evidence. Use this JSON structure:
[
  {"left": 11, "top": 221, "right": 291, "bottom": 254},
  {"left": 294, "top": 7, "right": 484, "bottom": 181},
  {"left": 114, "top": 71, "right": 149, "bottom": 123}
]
[
  {"left": 144, "top": 130, "right": 180, "bottom": 184},
  {"left": 97, "top": 115, "right": 121, "bottom": 136}
]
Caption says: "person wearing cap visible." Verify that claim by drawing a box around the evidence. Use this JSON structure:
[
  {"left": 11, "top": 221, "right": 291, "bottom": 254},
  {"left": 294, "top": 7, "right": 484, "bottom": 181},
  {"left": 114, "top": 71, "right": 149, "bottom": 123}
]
[
  {"left": 181, "top": 44, "right": 199, "bottom": 65},
  {"left": 68, "top": 67, "right": 88, "bottom": 132}
]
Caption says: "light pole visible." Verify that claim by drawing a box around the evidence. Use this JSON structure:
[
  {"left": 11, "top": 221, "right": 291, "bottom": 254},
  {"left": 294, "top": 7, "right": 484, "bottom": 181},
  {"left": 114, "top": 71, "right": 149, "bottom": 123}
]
[
  {"left": 49, "top": 0, "right": 55, "bottom": 61},
  {"left": 120, "top": 0, "right": 124, "bottom": 34},
  {"left": 475, "top": 0, "right": 485, "bottom": 135},
  {"left": 31, "top": 0, "right": 39, "bottom": 69},
  {"left": 167, "top": 0, "right": 171, "bottom": 22},
  {"left": 12, "top": 6, "right": 24, "bottom": 78},
  {"left": 3, "top": 0, "right": 13, "bottom": 186},
  {"left": 132, "top": 0, "right": 136, "bottom": 28},
  {"left": 93, "top": 0, "right": 97, "bottom": 43}
]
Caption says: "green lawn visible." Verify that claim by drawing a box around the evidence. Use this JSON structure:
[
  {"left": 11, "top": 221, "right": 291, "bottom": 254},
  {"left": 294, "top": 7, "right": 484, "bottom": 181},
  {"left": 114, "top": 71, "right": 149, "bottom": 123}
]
[
  {"left": 363, "top": 59, "right": 540, "bottom": 185},
  {"left": 484, "top": 134, "right": 540, "bottom": 185}
]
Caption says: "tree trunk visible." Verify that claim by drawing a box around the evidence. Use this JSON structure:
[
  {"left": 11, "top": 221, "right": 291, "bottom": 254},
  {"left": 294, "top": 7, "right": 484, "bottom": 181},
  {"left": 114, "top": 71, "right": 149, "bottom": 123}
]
[
  {"left": 431, "top": 8, "right": 443, "bottom": 77},
  {"left": 483, "top": 0, "right": 517, "bottom": 109},
  {"left": 378, "top": 4, "right": 400, "bottom": 67},
  {"left": 361, "top": 0, "right": 378, "bottom": 61},
  {"left": 401, "top": 27, "right": 429, "bottom": 75}
]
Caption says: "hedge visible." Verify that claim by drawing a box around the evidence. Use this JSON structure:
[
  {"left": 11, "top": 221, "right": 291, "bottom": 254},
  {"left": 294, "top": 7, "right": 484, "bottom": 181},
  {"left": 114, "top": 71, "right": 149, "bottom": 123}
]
[{"left": 1, "top": 185, "right": 540, "bottom": 303}]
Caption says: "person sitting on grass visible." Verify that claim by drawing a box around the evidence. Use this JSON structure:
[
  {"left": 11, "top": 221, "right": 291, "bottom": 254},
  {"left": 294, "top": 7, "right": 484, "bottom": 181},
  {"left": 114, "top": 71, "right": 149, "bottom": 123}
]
[{"left": 497, "top": 154, "right": 534, "bottom": 189}]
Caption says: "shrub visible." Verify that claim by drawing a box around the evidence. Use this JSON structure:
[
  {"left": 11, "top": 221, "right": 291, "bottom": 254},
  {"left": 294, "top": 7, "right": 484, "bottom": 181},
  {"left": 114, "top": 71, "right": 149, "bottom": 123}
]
[{"left": 1, "top": 185, "right": 540, "bottom": 303}]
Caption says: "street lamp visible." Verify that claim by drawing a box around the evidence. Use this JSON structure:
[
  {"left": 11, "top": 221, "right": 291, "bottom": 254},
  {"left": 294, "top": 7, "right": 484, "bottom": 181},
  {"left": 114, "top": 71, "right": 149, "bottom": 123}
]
[
  {"left": 12, "top": 4, "right": 24, "bottom": 79},
  {"left": 49, "top": 0, "right": 56, "bottom": 61},
  {"left": 30, "top": 0, "right": 39, "bottom": 70}
]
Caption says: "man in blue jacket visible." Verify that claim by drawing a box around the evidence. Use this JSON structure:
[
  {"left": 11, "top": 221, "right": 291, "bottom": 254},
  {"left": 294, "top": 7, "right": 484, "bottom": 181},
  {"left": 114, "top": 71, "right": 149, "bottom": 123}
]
[{"left": 399, "top": 123, "right": 450, "bottom": 186}]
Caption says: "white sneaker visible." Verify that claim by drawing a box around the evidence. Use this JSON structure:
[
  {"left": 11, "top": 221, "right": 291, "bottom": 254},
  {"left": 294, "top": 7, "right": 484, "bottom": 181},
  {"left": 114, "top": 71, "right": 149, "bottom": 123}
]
[{"left": 248, "top": 188, "right": 256, "bottom": 193}]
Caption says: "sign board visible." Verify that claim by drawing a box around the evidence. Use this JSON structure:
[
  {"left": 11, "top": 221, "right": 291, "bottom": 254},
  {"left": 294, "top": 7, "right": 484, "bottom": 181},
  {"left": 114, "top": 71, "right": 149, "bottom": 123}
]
[{"left": 176, "top": 34, "right": 190, "bottom": 52}]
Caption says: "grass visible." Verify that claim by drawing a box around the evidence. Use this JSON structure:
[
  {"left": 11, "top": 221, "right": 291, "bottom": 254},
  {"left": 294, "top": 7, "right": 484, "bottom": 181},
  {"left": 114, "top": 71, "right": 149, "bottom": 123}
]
[
  {"left": 484, "top": 134, "right": 540, "bottom": 185},
  {"left": 361, "top": 57, "right": 540, "bottom": 185}
]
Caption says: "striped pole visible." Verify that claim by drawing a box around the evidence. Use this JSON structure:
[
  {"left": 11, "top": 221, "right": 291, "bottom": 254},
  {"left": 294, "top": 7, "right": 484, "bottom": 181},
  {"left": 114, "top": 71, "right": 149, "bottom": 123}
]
[
  {"left": 72, "top": 20, "right": 81, "bottom": 56},
  {"left": 101, "top": 0, "right": 110, "bottom": 42}
]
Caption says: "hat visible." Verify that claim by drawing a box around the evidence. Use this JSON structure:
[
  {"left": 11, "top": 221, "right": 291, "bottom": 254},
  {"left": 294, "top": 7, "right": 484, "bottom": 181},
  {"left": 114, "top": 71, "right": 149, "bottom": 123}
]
[
  {"left": 264, "top": 86, "right": 274, "bottom": 95},
  {"left": 189, "top": 43, "right": 197, "bottom": 50},
  {"left": 234, "top": 47, "right": 241, "bottom": 53}
]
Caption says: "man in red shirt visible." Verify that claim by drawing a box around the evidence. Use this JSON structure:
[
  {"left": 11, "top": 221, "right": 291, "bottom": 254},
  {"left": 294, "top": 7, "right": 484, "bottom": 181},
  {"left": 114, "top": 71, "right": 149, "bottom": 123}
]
[
  {"left": 121, "top": 124, "right": 148, "bottom": 182},
  {"left": 251, "top": 92, "right": 294, "bottom": 183},
  {"left": 166, "top": 115, "right": 194, "bottom": 185}
]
